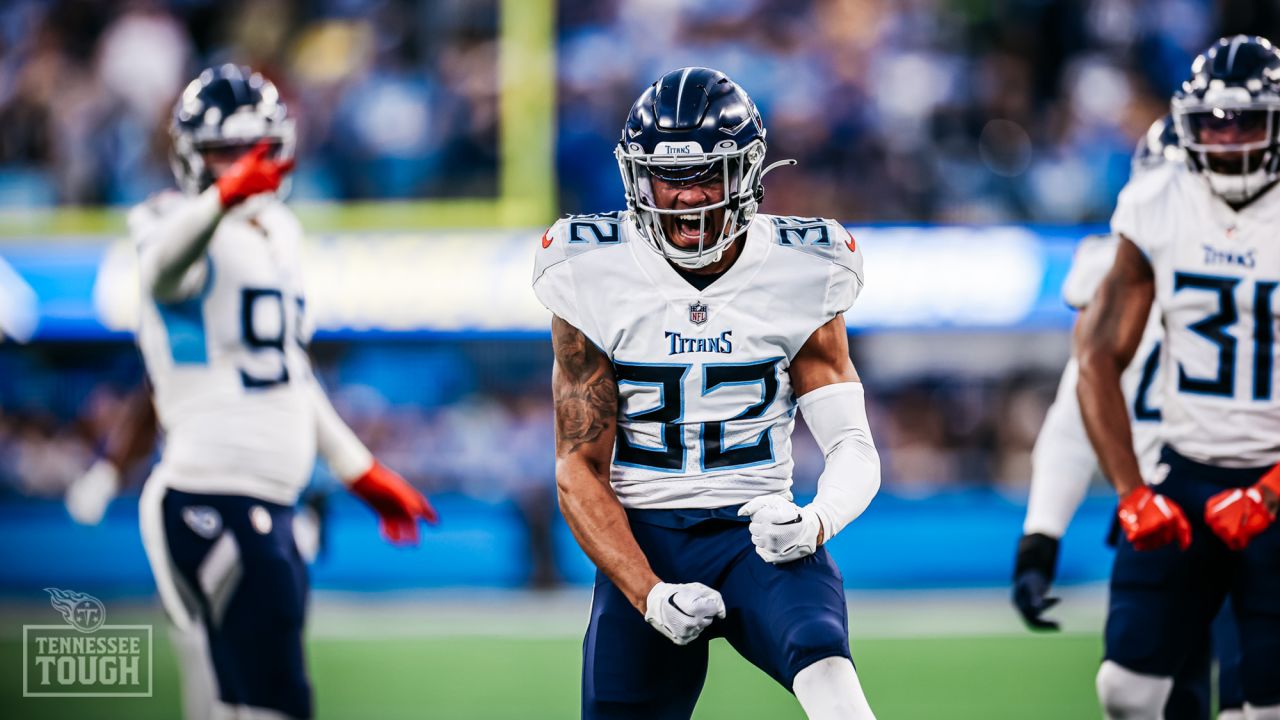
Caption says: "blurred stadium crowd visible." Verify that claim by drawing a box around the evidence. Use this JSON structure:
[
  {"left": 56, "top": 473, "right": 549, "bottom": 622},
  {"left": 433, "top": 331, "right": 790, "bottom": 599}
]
[
  {"left": 0, "top": 340, "right": 1054, "bottom": 504},
  {"left": 2, "top": 0, "right": 1276, "bottom": 563},
  {"left": 0, "top": 0, "right": 500, "bottom": 205},
  {"left": 1, "top": 0, "right": 1276, "bottom": 220}
]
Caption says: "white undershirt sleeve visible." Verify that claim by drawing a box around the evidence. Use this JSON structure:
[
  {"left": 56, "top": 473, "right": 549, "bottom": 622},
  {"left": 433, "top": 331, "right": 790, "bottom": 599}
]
[
  {"left": 1023, "top": 358, "right": 1100, "bottom": 537},
  {"left": 797, "top": 381, "right": 882, "bottom": 540},
  {"left": 309, "top": 377, "right": 373, "bottom": 484}
]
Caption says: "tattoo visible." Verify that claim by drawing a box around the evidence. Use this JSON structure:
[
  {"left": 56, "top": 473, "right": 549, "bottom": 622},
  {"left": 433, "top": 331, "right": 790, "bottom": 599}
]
[{"left": 551, "top": 317, "right": 617, "bottom": 456}]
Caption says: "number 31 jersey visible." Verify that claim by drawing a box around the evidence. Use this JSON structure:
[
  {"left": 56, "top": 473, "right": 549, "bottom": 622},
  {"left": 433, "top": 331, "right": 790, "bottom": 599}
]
[
  {"left": 533, "top": 212, "right": 865, "bottom": 510},
  {"left": 1112, "top": 162, "right": 1280, "bottom": 468},
  {"left": 133, "top": 192, "right": 316, "bottom": 505}
]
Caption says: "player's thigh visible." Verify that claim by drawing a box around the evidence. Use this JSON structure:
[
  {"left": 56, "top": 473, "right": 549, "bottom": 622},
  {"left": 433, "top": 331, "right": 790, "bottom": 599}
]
[
  {"left": 583, "top": 571, "right": 708, "bottom": 720},
  {"left": 718, "top": 545, "right": 851, "bottom": 690},
  {"left": 1165, "top": 628, "right": 1212, "bottom": 720},
  {"left": 1214, "top": 601, "right": 1246, "bottom": 713},
  {"left": 1231, "top": 522, "right": 1280, "bottom": 707},
  {"left": 213, "top": 500, "right": 311, "bottom": 716},
  {"left": 1104, "top": 530, "right": 1228, "bottom": 676}
]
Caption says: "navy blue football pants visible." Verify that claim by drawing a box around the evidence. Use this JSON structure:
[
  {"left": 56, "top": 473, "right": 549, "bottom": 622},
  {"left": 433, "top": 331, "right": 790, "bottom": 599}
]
[
  {"left": 582, "top": 506, "right": 852, "bottom": 720},
  {"left": 1105, "top": 447, "right": 1280, "bottom": 709},
  {"left": 158, "top": 488, "right": 312, "bottom": 718}
]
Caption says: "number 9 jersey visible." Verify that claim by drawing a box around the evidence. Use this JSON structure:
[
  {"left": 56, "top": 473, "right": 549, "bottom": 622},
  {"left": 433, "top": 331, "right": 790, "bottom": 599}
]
[
  {"left": 1112, "top": 161, "right": 1280, "bottom": 468},
  {"left": 133, "top": 192, "right": 317, "bottom": 505},
  {"left": 533, "top": 211, "right": 864, "bottom": 510}
]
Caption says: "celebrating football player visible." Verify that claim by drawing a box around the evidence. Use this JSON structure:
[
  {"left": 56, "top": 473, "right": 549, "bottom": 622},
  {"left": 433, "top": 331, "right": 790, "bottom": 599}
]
[
  {"left": 1078, "top": 37, "right": 1280, "bottom": 720},
  {"left": 533, "top": 67, "right": 881, "bottom": 719},
  {"left": 133, "top": 65, "right": 437, "bottom": 720}
]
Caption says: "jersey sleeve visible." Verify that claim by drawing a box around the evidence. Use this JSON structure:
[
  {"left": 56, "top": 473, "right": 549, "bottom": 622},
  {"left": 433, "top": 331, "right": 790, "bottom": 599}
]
[
  {"left": 127, "top": 191, "right": 183, "bottom": 245},
  {"left": 531, "top": 218, "right": 607, "bottom": 352},
  {"left": 1110, "top": 163, "right": 1175, "bottom": 262},
  {"left": 824, "top": 220, "right": 866, "bottom": 318},
  {"left": 1061, "top": 234, "right": 1118, "bottom": 309},
  {"left": 1023, "top": 359, "right": 1100, "bottom": 537},
  {"left": 131, "top": 190, "right": 214, "bottom": 301}
]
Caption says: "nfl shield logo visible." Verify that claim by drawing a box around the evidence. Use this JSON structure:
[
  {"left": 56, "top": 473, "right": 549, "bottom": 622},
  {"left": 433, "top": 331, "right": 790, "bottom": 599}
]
[{"left": 688, "top": 301, "right": 708, "bottom": 325}]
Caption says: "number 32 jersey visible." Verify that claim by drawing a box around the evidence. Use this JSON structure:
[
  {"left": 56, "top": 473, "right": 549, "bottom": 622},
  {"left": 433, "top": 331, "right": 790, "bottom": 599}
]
[
  {"left": 133, "top": 193, "right": 316, "bottom": 505},
  {"left": 533, "top": 212, "right": 865, "bottom": 510},
  {"left": 1112, "top": 162, "right": 1280, "bottom": 468}
]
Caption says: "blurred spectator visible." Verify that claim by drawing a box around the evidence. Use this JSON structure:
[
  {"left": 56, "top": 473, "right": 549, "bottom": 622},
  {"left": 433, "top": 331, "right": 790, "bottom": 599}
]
[
  {"left": 555, "top": 0, "right": 1235, "bottom": 223},
  {"left": 0, "top": 0, "right": 500, "bottom": 206},
  {"left": 0, "top": 0, "right": 1271, "bottom": 219}
]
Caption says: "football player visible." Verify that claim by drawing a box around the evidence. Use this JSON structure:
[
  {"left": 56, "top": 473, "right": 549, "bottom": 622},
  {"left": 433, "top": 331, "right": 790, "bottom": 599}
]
[
  {"left": 1078, "top": 37, "right": 1280, "bottom": 720},
  {"left": 1014, "top": 116, "right": 1244, "bottom": 719},
  {"left": 134, "top": 65, "right": 438, "bottom": 720},
  {"left": 533, "top": 67, "right": 881, "bottom": 719}
]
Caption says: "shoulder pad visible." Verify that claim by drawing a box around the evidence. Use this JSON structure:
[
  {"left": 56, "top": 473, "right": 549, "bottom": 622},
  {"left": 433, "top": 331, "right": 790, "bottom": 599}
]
[
  {"left": 1111, "top": 162, "right": 1180, "bottom": 255},
  {"left": 1062, "top": 234, "right": 1118, "bottom": 309},
  {"left": 761, "top": 214, "right": 865, "bottom": 317},
  {"left": 766, "top": 215, "right": 862, "bottom": 274},
  {"left": 533, "top": 211, "right": 630, "bottom": 281},
  {"left": 128, "top": 190, "right": 185, "bottom": 242}
]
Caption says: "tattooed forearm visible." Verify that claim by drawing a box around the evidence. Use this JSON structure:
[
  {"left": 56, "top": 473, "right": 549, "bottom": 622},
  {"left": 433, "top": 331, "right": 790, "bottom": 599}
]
[{"left": 551, "top": 316, "right": 618, "bottom": 457}]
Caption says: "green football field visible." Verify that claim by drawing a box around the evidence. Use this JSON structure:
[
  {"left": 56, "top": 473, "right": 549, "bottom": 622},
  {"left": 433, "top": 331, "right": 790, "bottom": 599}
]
[{"left": 2, "top": 591, "right": 1107, "bottom": 719}]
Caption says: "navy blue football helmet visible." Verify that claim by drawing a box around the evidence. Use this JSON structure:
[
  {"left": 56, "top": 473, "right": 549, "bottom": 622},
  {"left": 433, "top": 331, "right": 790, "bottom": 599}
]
[
  {"left": 170, "top": 65, "right": 295, "bottom": 194},
  {"left": 1171, "top": 35, "right": 1280, "bottom": 203},
  {"left": 1131, "top": 115, "right": 1182, "bottom": 174},
  {"left": 615, "top": 67, "right": 792, "bottom": 268}
]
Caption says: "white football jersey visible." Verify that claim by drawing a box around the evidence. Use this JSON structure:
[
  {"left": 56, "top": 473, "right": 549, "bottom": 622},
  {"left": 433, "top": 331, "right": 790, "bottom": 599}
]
[
  {"left": 133, "top": 192, "right": 317, "bottom": 505},
  {"left": 1112, "top": 162, "right": 1280, "bottom": 467},
  {"left": 1062, "top": 234, "right": 1165, "bottom": 475},
  {"left": 533, "top": 211, "right": 864, "bottom": 509}
]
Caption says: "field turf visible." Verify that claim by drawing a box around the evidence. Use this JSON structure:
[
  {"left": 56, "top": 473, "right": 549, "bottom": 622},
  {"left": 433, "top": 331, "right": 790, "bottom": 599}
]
[{"left": 3, "top": 608, "right": 1103, "bottom": 719}]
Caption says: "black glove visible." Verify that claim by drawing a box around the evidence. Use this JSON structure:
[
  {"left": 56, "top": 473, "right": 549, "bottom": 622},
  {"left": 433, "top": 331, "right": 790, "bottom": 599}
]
[{"left": 1013, "top": 533, "right": 1061, "bottom": 631}]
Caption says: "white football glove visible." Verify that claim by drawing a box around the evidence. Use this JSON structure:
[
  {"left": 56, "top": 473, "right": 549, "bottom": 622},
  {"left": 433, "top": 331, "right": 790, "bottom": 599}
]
[
  {"left": 65, "top": 459, "right": 120, "bottom": 526},
  {"left": 738, "top": 495, "right": 823, "bottom": 565},
  {"left": 644, "top": 581, "right": 725, "bottom": 646}
]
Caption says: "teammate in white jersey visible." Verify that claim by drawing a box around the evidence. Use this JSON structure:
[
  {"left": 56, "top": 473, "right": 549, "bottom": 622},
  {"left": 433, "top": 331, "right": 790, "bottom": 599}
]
[
  {"left": 1012, "top": 118, "right": 1176, "bottom": 630},
  {"left": 1078, "top": 37, "right": 1280, "bottom": 720},
  {"left": 534, "top": 67, "right": 881, "bottom": 720},
  {"left": 134, "top": 65, "right": 437, "bottom": 720},
  {"left": 1016, "top": 117, "right": 1246, "bottom": 720}
]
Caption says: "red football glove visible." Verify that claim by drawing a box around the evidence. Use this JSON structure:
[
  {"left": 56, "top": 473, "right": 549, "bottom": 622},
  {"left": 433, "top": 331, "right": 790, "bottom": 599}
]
[
  {"left": 349, "top": 460, "right": 439, "bottom": 545},
  {"left": 1117, "top": 486, "right": 1192, "bottom": 551},
  {"left": 215, "top": 141, "right": 295, "bottom": 207},
  {"left": 1205, "top": 465, "right": 1280, "bottom": 551}
]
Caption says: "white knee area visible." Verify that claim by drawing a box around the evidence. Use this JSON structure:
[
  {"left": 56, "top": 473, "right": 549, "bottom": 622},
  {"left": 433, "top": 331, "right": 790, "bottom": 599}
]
[
  {"left": 170, "top": 622, "right": 217, "bottom": 720},
  {"left": 1096, "top": 661, "right": 1173, "bottom": 720},
  {"left": 1220, "top": 710, "right": 1246, "bottom": 720},
  {"left": 1245, "top": 704, "right": 1280, "bottom": 720},
  {"left": 792, "top": 656, "right": 876, "bottom": 720}
]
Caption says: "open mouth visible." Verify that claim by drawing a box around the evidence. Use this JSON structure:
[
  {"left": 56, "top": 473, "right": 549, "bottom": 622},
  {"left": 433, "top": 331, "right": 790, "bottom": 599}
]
[{"left": 673, "top": 213, "right": 707, "bottom": 244}]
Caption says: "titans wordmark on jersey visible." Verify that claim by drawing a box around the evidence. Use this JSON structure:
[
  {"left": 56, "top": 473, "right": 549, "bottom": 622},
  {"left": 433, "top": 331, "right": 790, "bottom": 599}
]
[
  {"left": 133, "top": 192, "right": 317, "bottom": 505},
  {"left": 533, "top": 211, "right": 864, "bottom": 509},
  {"left": 1062, "top": 234, "right": 1165, "bottom": 476},
  {"left": 1113, "top": 162, "right": 1280, "bottom": 467}
]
